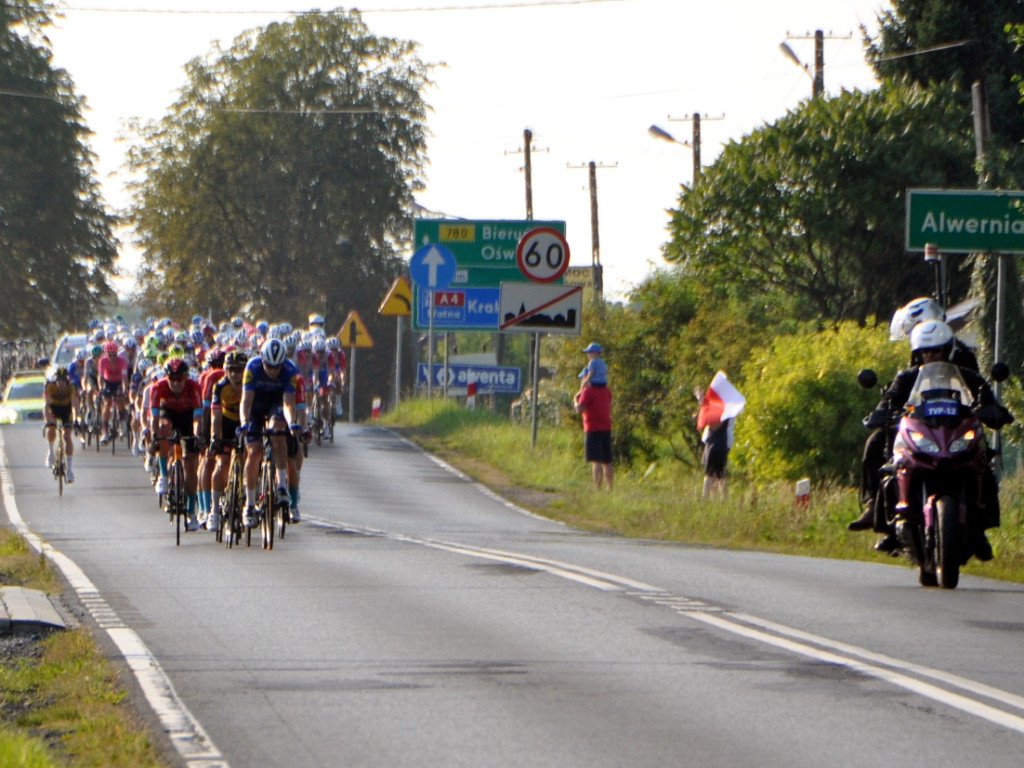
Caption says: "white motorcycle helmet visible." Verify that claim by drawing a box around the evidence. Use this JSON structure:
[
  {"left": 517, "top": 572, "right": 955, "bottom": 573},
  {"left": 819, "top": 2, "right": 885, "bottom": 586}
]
[
  {"left": 910, "top": 319, "right": 954, "bottom": 359},
  {"left": 889, "top": 297, "right": 945, "bottom": 340}
]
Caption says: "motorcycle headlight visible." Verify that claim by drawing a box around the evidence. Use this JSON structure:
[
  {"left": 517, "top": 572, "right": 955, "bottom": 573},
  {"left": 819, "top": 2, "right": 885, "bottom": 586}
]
[
  {"left": 909, "top": 430, "right": 940, "bottom": 454},
  {"left": 950, "top": 429, "right": 977, "bottom": 454}
]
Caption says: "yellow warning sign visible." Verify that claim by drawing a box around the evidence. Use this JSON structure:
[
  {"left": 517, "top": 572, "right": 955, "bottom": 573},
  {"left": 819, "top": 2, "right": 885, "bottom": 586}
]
[
  {"left": 338, "top": 310, "right": 374, "bottom": 348},
  {"left": 378, "top": 276, "right": 413, "bottom": 316}
]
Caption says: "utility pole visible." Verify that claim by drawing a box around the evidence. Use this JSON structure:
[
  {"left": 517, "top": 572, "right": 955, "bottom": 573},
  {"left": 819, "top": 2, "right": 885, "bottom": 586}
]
[
  {"left": 781, "top": 30, "right": 850, "bottom": 98},
  {"left": 666, "top": 113, "right": 724, "bottom": 181},
  {"left": 567, "top": 160, "right": 616, "bottom": 300}
]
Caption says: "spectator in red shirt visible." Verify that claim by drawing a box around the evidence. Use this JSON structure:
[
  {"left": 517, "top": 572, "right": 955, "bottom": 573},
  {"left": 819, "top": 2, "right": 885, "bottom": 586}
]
[{"left": 573, "top": 380, "right": 613, "bottom": 490}]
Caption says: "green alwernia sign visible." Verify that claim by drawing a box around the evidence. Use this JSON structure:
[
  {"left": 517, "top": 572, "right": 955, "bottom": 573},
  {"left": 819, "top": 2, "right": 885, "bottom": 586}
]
[{"left": 906, "top": 188, "right": 1024, "bottom": 254}]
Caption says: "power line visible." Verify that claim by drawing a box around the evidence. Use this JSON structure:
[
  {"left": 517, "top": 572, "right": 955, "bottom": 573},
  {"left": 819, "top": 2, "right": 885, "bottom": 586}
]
[{"left": 61, "top": 0, "right": 620, "bottom": 15}]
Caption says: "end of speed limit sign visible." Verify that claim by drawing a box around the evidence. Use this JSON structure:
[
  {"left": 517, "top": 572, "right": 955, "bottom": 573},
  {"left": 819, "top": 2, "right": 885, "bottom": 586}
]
[{"left": 516, "top": 226, "right": 570, "bottom": 282}]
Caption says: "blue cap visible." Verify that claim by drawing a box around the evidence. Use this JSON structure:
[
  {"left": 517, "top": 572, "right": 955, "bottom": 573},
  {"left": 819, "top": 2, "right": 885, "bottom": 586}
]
[{"left": 583, "top": 342, "right": 602, "bottom": 353}]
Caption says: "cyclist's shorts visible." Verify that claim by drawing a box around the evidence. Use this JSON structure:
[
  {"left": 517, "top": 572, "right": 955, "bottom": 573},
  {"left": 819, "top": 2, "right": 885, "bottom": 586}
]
[
  {"left": 213, "top": 418, "right": 240, "bottom": 455},
  {"left": 159, "top": 409, "right": 195, "bottom": 442},
  {"left": 245, "top": 404, "right": 285, "bottom": 443},
  {"left": 48, "top": 405, "right": 72, "bottom": 425},
  {"left": 315, "top": 368, "right": 329, "bottom": 390},
  {"left": 101, "top": 380, "right": 123, "bottom": 399}
]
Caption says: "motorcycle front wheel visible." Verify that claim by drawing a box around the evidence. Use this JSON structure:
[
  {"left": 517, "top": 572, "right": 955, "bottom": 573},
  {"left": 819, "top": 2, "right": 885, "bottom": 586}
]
[{"left": 936, "top": 495, "right": 961, "bottom": 589}]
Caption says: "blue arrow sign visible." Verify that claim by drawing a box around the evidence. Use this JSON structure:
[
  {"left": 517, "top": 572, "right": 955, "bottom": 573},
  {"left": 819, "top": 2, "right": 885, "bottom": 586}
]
[{"left": 409, "top": 244, "right": 457, "bottom": 290}]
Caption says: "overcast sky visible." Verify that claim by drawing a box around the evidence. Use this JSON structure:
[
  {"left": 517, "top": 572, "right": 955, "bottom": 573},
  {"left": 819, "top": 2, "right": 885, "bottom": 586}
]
[{"left": 46, "top": 0, "right": 888, "bottom": 301}]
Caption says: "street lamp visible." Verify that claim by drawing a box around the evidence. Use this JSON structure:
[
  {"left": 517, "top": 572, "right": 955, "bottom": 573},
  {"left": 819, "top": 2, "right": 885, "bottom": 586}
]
[
  {"left": 648, "top": 124, "right": 698, "bottom": 182},
  {"left": 780, "top": 30, "right": 824, "bottom": 98}
]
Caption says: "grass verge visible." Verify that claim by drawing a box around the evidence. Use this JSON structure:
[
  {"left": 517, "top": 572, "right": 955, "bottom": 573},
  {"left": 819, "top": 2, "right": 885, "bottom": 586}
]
[
  {"left": 380, "top": 398, "right": 1024, "bottom": 584},
  {"left": 0, "top": 527, "right": 172, "bottom": 768}
]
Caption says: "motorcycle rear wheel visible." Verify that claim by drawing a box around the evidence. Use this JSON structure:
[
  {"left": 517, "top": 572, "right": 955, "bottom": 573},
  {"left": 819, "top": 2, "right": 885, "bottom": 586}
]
[{"left": 936, "top": 495, "right": 961, "bottom": 589}]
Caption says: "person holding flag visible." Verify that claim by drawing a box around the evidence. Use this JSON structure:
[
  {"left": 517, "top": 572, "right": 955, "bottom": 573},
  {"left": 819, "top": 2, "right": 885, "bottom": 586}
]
[{"left": 696, "top": 371, "right": 746, "bottom": 500}]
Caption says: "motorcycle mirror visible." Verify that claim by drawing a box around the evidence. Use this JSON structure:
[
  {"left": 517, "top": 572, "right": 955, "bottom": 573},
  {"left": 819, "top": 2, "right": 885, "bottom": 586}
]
[
  {"left": 857, "top": 369, "right": 878, "bottom": 389},
  {"left": 991, "top": 362, "right": 1010, "bottom": 383}
]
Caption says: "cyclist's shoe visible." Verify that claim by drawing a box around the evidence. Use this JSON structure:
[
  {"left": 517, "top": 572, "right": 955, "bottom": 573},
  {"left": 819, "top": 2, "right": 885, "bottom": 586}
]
[
  {"left": 132, "top": 442, "right": 143, "bottom": 457},
  {"left": 155, "top": 475, "right": 168, "bottom": 495},
  {"left": 322, "top": 424, "right": 332, "bottom": 441},
  {"left": 143, "top": 453, "right": 153, "bottom": 472},
  {"left": 44, "top": 452, "right": 54, "bottom": 468},
  {"left": 206, "top": 511, "right": 220, "bottom": 532},
  {"left": 289, "top": 507, "right": 301, "bottom": 523},
  {"left": 65, "top": 469, "right": 75, "bottom": 484},
  {"left": 276, "top": 487, "right": 289, "bottom": 506},
  {"left": 100, "top": 433, "right": 110, "bottom": 445},
  {"left": 243, "top": 506, "right": 259, "bottom": 528},
  {"left": 185, "top": 513, "right": 201, "bottom": 532}
]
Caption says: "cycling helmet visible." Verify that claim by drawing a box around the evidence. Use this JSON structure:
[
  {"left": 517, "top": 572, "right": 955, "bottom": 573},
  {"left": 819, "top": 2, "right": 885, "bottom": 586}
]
[
  {"left": 54, "top": 366, "right": 69, "bottom": 379},
  {"left": 165, "top": 358, "right": 189, "bottom": 378},
  {"left": 297, "top": 339, "right": 312, "bottom": 353},
  {"left": 312, "top": 338, "right": 327, "bottom": 354},
  {"left": 206, "top": 347, "right": 226, "bottom": 367},
  {"left": 75, "top": 347, "right": 88, "bottom": 362},
  {"left": 225, "top": 350, "right": 248, "bottom": 369},
  {"left": 90, "top": 344, "right": 103, "bottom": 358},
  {"left": 122, "top": 336, "right": 137, "bottom": 349},
  {"left": 230, "top": 316, "right": 244, "bottom": 328},
  {"left": 308, "top": 313, "right": 325, "bottom": 326},
  {"left": 910, "top": 319, "right": 954, "bottom": 357},
  {"left": 168, "top": 344, "right": 185, "bottom": 358},
  {"left": 278, "top": 322, "right": 293, "bottom": 335},
  {"left": 889, "top": 297, "right": 946, "bottom": 341},
  {"left": 191, "top": 315, "right": 204, "bottom": 327},
  {"left": 261, "top": 338, "right": 287, "bottom": 366},
  {"left": 326, "top": 336, "right": 341, "bottom": 351}
]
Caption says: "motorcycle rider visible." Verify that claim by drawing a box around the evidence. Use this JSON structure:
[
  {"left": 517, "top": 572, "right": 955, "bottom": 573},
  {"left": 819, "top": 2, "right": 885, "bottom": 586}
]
[
  {"left": 860, "top": 320, "right": 1011, "bottom": 559},
  {"left": 847, "top": 297, "right": 978, "bottom": 534}
]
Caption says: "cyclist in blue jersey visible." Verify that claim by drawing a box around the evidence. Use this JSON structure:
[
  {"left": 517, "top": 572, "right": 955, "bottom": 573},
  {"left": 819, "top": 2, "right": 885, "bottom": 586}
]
[{"left": 237, "top": 338, "right": 303, "bottom": 527}]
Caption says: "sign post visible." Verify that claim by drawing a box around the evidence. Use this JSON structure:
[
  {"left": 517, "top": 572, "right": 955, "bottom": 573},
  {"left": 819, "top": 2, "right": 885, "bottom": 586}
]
[
  {"left": 409, "top": 244, "right": 456, "bottom": 400},
  {"left": 514, "top": 227, "right": 572, "bottom": 447},
  {"left": 378, "top": 276, "right": 413, "bottom": 407},
  {"left": 338, "top": 310, "right": 373, "bottom": 423}
]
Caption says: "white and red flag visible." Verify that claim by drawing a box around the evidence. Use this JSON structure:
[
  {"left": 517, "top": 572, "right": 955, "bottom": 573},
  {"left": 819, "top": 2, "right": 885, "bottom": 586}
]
[{"left": 696, "top": 371, "right": 746, "bottom": 430}]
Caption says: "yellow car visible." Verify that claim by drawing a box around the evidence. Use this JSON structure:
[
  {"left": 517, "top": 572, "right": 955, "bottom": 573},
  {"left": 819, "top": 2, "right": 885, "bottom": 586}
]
[{"left": 0, "top": 371, "right": 47, "bottom": 424}]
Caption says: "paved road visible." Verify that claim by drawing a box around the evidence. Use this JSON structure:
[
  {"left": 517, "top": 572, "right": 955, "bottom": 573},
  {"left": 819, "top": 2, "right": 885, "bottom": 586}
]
[{"left": 3, "top": 422, "right": 1024, "bottom": 767}]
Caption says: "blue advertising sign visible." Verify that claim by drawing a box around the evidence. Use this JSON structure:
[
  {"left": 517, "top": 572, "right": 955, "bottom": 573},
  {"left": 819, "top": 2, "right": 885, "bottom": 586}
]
[
  {"left": 416, "top": 363, "right": 522, "bottom": 394},
  {"left": 416, "top": 287, "right": 500, "bottom": 331}
]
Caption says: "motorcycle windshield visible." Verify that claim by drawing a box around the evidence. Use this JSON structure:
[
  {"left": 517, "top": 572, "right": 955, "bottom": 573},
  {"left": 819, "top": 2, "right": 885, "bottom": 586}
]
[{"left": 906, "top": 362, "right": 975, "bottom": 412}]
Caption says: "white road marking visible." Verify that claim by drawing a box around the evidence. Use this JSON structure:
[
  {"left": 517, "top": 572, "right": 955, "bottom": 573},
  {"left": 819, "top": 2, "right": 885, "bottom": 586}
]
[
  {"left": 0, "top": 430, "right": 229, "bottom": 768},
  {"left": 312, "top": 516, "right": 1024, "bottom": 736}
]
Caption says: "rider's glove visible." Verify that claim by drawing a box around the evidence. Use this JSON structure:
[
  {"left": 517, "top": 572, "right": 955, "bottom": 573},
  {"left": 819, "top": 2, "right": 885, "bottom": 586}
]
[
  {"left": 863, "top": 408, "right": 892, "bottom": 429},
  {"left": 978, "top": 403, "right": 1015, "bottom": 429},
  {"left": 235, "top": 424, "right": 248, "bottom": 440}
]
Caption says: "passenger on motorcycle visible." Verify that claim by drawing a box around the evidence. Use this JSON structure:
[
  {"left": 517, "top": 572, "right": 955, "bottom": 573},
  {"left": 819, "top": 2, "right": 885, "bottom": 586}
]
[{"left": 860, "top": 320, "right": 1011, "bottom": 559}]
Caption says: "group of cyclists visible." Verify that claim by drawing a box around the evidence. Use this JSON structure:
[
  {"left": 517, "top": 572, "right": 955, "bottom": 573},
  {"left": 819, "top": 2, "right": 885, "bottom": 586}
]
[{"left": 42, "top": 312, "right": 347, "bottom": 535}]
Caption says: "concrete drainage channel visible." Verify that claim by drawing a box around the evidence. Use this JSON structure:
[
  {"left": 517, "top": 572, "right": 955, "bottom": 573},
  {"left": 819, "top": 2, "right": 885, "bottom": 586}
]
[{"left": 0, "top": 586, "right": 66, "bottom": 635}]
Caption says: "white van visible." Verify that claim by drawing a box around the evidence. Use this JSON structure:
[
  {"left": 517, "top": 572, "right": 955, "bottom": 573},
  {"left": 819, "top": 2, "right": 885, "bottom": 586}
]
[{"left": 50, "top": 332, "right": 90, "bottom": 366}]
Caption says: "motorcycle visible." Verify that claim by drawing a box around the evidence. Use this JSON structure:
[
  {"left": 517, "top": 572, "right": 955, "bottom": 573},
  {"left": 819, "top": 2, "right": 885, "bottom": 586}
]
[{"left": 858, "top": 361, "right": 1011, "bottom": 589}]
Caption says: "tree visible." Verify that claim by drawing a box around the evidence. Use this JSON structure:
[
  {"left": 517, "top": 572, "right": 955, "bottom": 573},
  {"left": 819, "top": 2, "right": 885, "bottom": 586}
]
[
  {"left": 867, "top": 0, "right": 1024, "bottom": 149},
  {"left": 126, "top": 10, "right": 432, "bottom": 329},
  {"left": 663, "top": 82, "right": 977, "bottom": 326},
  {"left": 0, "top": 0, "right": 118, "bottom": 338}
]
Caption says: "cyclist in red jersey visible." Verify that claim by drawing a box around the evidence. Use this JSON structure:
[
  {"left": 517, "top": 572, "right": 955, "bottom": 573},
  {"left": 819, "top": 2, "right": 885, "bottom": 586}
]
[
  {"left": 150, "top": 358, "right": 204, "bottom": 531},
  {"left": 197, "top": 348, "right": 226, "bottom": 526}
]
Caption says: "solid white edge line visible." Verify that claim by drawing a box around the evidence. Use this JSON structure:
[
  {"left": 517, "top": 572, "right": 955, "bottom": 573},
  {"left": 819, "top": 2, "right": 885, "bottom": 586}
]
[{"left": 0, "top": 429, "right": 228, "bottom": 767}]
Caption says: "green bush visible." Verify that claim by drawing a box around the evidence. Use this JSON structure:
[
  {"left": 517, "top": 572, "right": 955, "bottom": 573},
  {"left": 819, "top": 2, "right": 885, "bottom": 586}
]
[{"left": 732, "top": 322, "right": 906, "bottom": 483}]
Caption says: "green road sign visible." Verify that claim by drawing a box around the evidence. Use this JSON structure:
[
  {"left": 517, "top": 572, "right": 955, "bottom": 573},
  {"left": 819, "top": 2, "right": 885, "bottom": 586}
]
[
  {"left": 413, "top": 219, "right": 566, "bottom": 287},
  {"left": 906, "top": 188, "right": 1024, "bottom": 253}
]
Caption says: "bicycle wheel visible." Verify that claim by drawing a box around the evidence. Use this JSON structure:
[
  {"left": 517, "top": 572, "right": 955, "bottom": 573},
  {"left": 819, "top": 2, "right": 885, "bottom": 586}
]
[
  {"left": 171, "top": 456, "right": 186, "bottom": 546},
  {"left": 311, "top": 399, "right": 322, "bottom": 448},
  {"left": 223, "top": 451, "right": 244, "bottom": 549},
  {"left": 257, "top": 452, "right": 274, "bottom": 550}
]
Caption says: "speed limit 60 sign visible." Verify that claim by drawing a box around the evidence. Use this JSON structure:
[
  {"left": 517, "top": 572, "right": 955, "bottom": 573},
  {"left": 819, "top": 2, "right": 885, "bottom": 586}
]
[{"left": 516, "top": 226, "right": 570, "bottom": 282}]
